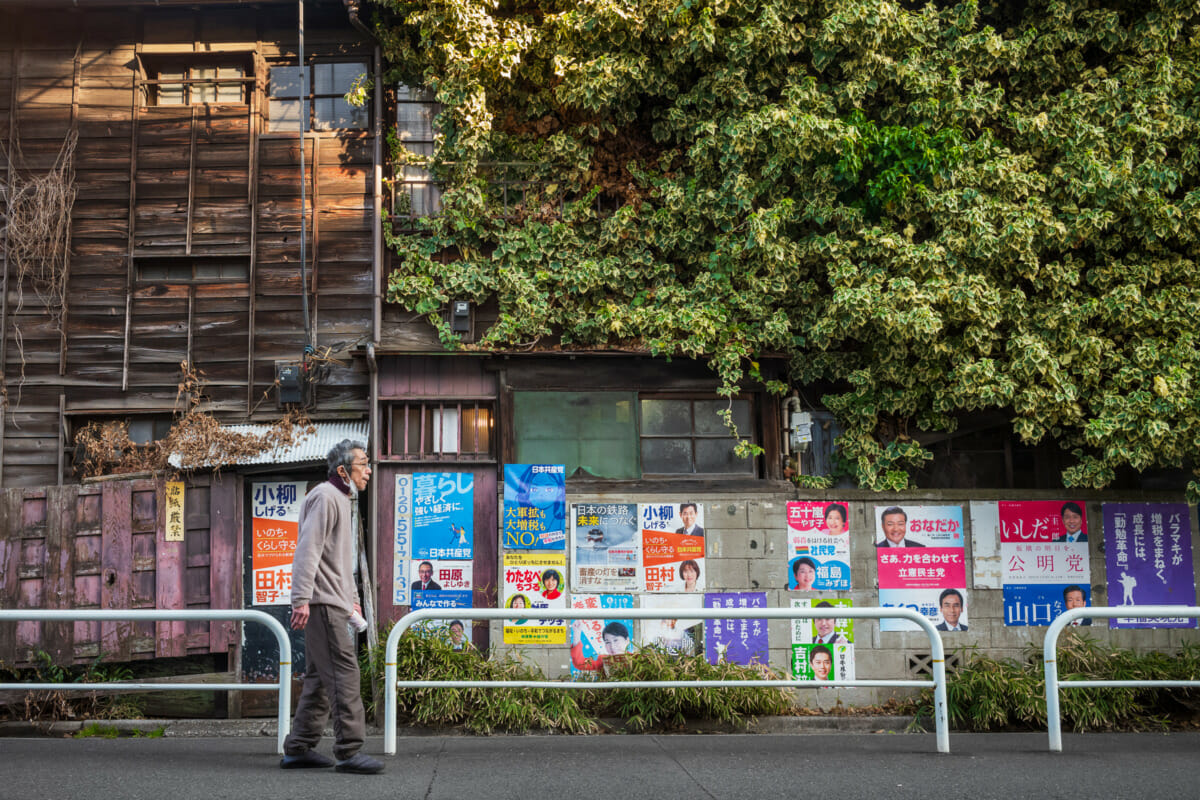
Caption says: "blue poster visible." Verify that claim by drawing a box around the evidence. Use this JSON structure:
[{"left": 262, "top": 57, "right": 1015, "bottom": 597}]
[
  {"left": 412, "top": 472, "right": 474, "bottom": 561},
  {"left": 704, "top": 592, "right": 768, "bottom": 666},
  {"left": 1003, "top": 584, "right": 1094, "bottom": 627},
  {"left": 503, "top": 464, "right": 567, "bottom": 549}
]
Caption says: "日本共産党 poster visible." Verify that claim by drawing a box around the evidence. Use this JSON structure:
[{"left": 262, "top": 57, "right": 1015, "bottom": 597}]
[
  {"left": 251, "top": 481, "right": 305, "bottom": 605},
  {"left": 989, "top": 500, "right": 1092, "bottom": 626},
  {"left": 571, "top": 502, "right": 640, "bottom": 592},
  {"left": 503, "top": 551, "right": 567, "bottom": 643},
  {"left": 412, "top": 472, "right": 474, "bottom": 561},
  {"left": 874, "top": 504, "right": 967, "bottom": 631},
  {"left": 704, "top": 592, "right": 768, "bottom": 665},
  {"left": 641, "top": 501, "right": 705, "bottom": 592},
  {"left": 1105, "top": 502, "right": 1197, "bottom": 629},
  {"left": 503, "top": 464, "right": 567, "bottom": 549},
  {"left": 569, "top": 594, "right": 635, "bottom": 675},
  {"left": 786, "top": 501, "right": 851, "bottom": 591},
  {"left": 791, "top": 642, "right": 854, "bottom": 682},
  {"left": 410, "top": 559, "right": 473, "bottom": 610},
  {"left": 639, "top": 594, "right": 703, "bottom": 656}
]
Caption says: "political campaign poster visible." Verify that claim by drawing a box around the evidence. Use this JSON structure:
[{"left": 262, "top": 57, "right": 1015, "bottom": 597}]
[
  {"left": 571, "top": 502, "right": 641, "bottom": 592},
  {"left": 569, "top": 594, "right": 635, "bottom": 676},
  {"left": 875, "top": 504, "right": 967, "bottom": 631},
  {"left": 786, "top": 501, "right": 851, "bottom": 591},
  {"left": 641, "top": 501, "right": 706, "bottom": 593},
  {"left": 503, "top": 464, "right": 567, "bottom": 549},
  {"left": 503, "top": 551, "right": 567, "bottom": 643},
  {"left": 704, "top": 592, "right": 768, "bottom": 665},
  {"left": 393, "top": 473, "right": 413, "bottom": 606},
  {"left": 1105, "top": 503, "right": 1197, "bottom": 629},
  {"left": 412, "top": 472, "right": 474, "bottom": 561},
  {"left": 988, "top": 500, "right": 1092, "bottom": 626},
  {"left": 791, "top": 642, "right": 854, "bottom": 682},
  {"left": 251, "top": 481, "right": 305, "bottom": 605},
  {"left": 791, "top": 598, "right": 854, "bottom": 645},
  {"left": 639, "top": 594, "right": 703, "bottom": 656},
  {"left": 410, "top": 559, "right": 473, "bottom": 610}
]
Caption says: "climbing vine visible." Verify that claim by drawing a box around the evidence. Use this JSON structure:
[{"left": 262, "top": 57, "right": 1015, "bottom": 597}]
[{"left": 370, "top": 0, "right": 1200, "bottom": 496}]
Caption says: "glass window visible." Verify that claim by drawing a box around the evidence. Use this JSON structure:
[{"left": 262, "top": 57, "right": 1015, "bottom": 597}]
[
  {"left": 136, "top": 258, "right": 248, "bottom": 283},
  {"left": 153, "top": 64, "right": 244, "bottom": 106},
  {"left": 387, "top": 401, "right": 493, "bottom": 460},
  {"left": 639, "top": 397, "right": 755, "bottom": 476},
  {"left": 513, "top": 392, "right": 639, "bottom": 480},
  {"left": 268, "top": 60, "right": 369, "bottom": 132}
]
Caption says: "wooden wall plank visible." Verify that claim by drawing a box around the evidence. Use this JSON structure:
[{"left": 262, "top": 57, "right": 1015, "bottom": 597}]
[
  {"left": 100, "top": 480, "right": 132, "bottom": 661},
  {"left": 208, "top": 474, "right": 239, "bottom": 653},
  {"left": 0, "top": 491, "right": 17, "bottom": 659},
  {"left": 154, "top": 479, "right": 186, "bottom": 658},
  {"left": 42, "top": 484, "right": 79, "bottom": 663}
]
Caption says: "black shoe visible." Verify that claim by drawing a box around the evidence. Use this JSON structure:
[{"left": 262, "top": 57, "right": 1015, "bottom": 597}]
[
  {"left": 280, "top": 750, "right": 335, "bottom": 769},
  {"left": 335, "top": 753, "right": 384, "bottom": 774}
]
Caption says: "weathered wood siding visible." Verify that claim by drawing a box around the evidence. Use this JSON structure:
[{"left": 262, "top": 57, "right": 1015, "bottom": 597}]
[
  {"left": 0, "top": 474, "right": 240, "bottom": 667},
  {"left": 0, "top": 2, "right": 374, "bottom": 488}
]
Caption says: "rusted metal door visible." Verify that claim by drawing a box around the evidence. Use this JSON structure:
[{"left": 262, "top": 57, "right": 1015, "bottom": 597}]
[{"left": 0, "top": 474, "right": 240, "bottom": 667}]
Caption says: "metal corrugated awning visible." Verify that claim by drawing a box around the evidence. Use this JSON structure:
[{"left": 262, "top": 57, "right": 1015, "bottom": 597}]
[{"left": 168, "top": 420, "right": 369, "bottom": 469}]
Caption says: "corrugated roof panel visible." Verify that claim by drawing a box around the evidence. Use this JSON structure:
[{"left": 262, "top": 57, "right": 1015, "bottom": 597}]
[{"left": 168, "top": 421, "right": 369, "bottom": 469}]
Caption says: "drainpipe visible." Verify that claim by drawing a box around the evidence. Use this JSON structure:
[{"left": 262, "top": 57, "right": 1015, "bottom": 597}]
[{"left": 298, "top": 0, "right": 313, "bottom": 355}]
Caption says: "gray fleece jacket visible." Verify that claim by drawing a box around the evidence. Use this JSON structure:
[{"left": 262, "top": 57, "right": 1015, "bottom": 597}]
[{"left": 289, "top": 480, "right": 357, "bottom": 612}]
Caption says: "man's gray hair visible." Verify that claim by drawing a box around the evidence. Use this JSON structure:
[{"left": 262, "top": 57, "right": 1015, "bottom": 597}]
[{"left": 327, "top": 439, "right": 367, "bottom": 477}]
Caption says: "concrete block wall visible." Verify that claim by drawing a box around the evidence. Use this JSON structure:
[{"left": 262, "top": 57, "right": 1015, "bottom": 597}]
[{"left": 489, "top": 489, "right": 1200, "bottom": 708}]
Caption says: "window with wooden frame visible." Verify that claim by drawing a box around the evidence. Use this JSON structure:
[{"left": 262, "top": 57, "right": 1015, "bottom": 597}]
[
  {"left": 384, "top": 400, "right": 494, "bottom": 461},
  {"left": 640, "top": 396, "right": 756, "bottom": 476},
  {"left": 136, "top": 256, "right": 249, "bottom": 283},
  {"left": 267, "top": 60, "right": 369, "bottom": 132},
  {"left": 143, "top": 55, "right": 252, "bottom": 106}
]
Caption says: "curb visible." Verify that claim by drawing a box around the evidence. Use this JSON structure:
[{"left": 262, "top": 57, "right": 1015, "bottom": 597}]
[{"left": 0, "top": 715, "right": 917, "bottom": 738}]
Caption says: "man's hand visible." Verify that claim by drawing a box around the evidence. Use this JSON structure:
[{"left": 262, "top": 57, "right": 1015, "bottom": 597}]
[{"left": 291, "top": 603, "right": 310, "bottom": 630}]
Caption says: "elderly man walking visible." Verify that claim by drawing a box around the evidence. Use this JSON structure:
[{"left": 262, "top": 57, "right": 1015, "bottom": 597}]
[{"left": 280, "top": 439, "right": 383, "bottom": 774}]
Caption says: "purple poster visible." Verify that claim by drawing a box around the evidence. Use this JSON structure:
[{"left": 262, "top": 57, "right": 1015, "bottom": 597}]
[
  {"left": 704, "top": 592, "right": 768, "bottom": 665},
  {"left": 1104, "top": 502, "right": 1197, "bottom": 629}
]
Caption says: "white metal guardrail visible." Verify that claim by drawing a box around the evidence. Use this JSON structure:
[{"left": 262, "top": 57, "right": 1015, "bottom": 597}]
[
  {"left": 1044, "top": 605, "right": 1200, "bottom": 752},
  {"left": 0, "top": 609, "right": 293, "bottom": 753},
  {"left": 384, "top": 606, "right": 949, "bottom": 755}
]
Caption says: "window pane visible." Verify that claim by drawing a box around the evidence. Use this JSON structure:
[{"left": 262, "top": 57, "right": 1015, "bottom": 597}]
[
  {"left": 216, "top": 82, "right": 242, "bottom": 103},
  {"left": 514, "top": 392, "right": 638, "bottom": 479},
  {"left": 313, "top": 97, "right": 366, "bottom": 130},
  {"left": 641, "top": 399, "right": 691, "bottom": 436},
  {"left": 311, "top": 63, "right": 335, "bottom": 94},
  {"left": 158, "top": 70, "right": 185, "bottom": 105},
  {"left": 194, "top": 261, "right": 221, "bottom": 278},
  {"left": 694, "top": 399, "right": 750, "bottom": 435},
  {"left": 695, "top": 438, "right": 753, "bottom": 474},
  {"left": 397, "top": 101, "right": 436, "bottom": 142},
  {"left": 431, "top": 408, "right": 459, "bottom": 453},
  {"left": 269, "top": 66, "right": 303, "bottom": 98},
  {"left": 268, "top": 98, "right": 303, "bottom": 131},
  {"left": 641, "top": 438, "right": 693, "bottom": 474},
  {"left": 128, "top": 420, "right": 154, "bottom": 445},
  {"left": 333, "top": 61, "right": 367, "bottom": 92}
]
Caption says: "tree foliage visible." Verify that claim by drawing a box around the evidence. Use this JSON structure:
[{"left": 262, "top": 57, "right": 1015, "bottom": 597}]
[{"left": 372, "top": 0, "right": 1200, "bottom": 495}]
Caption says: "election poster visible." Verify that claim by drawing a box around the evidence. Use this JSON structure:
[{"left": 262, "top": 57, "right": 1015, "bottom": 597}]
[
  {"left": 786, "top": 501, "right": 851, "bottom": 591},
  {"left": 410, "top": 559, "right": 473, "bottom": 610},
  {"left": 988, "top": 500, "right": 1092, "bottom": 626},
  {"left": 412, "top": 472, "right": 474, "bottom": 561},
  {"left": 704, "top": 592, "right": 768, "bottom": 665},
  {"left": 393, "top": 473, "right": 413, "bottom": 606},
  {"left": 503, "top": 464, "right": 567, "bottom": 549},
  {"left": 1105, "top": 503, "right": 1197, "bottom": 629},
  {"left": 251, "top": 481, "right": 305, "bottom": 605},
  {"left": 641, "top": 501, "right": 705, "bottom": 593},
  {"left": 639, "top": 594, "right": 703, "bottom": 656},
  {"left": 503, "top": 551, "right": 567, "bottom": 643},
  {"left": 874, "top": 504, "right": 967, "bottom": 631},
  {"left": 791, "top": 598, "right": 854, "bottom": 645},
  {"left": 791, "top": 642, "right": 854, "bottom": 682},
  {"left": 569, "top": 594, "right": 635, "bottom": 676},
  {"left": 571, "top": 502, "right": 641, "bottom": 592}
]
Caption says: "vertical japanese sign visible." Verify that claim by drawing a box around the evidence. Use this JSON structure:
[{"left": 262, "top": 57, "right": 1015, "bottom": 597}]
[
  {"left": 874, "top": 505, "right": 967, "bottom": 631},
  {"left": 412, "top": 472, "right": 474, "bottom": 561},
  {"left": 503, "top": 551, "right": 567, "bottom": 643},
  {"left": 785, "top": 501, "right": 851, "bottom": 591},
  {"left": 991, "top": 500, "right": 1092, "bottom": 626},
  {"left": 503, "top": 464, "right": 567, "bottom": 549},
  {"left": 639, "top": 594, "right": 703, "bottom": 656},
  {"left": 571, "top": 502, "right": 641, "bottom": 592},
  {"left": 704, "top": 591, "right": 768, "bottom": 665},
  {"left": 394, "top": 473, "right": 413, "bottom": 606},
  {"left": 641, "top": 502, "right": 706, "bottom": 593},
  {"left": 569, "top": 594, "right": 635, "bottom": 675},
  {"left": 164, "top": 481, "right": 185, "bottom": 542},
  {"left": 250, "top": 481, "right": 305, "bottom": 606},
  {"left": 1105, "top": 503, "right": 1197, "bottom": 629}
]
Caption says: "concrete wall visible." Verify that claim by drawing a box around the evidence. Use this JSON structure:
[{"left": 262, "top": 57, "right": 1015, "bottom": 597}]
[{"left": 489, "top": 488, "right": 1200, "bottom": 708}]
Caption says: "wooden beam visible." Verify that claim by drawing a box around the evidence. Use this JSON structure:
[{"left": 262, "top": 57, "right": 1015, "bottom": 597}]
[
  {"left": 123, "top": 22, "right": 145, "bottom": 393},
  {"left": 60, "top": 42, "right": 82, "bottom": 377},
  {"left": 246, "top": 49, "right": 261, "bottom": 414},
  {"left": 0, "top": 45, "right": 19, "bottom": 487},
  {"left": 185, "top": 105, "right": 197, "bottom": 256}
]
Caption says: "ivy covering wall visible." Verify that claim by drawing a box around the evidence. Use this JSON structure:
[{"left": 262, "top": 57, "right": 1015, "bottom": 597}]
[{"left": 371, "top": 0, "right": 1200, "bottom": 495}]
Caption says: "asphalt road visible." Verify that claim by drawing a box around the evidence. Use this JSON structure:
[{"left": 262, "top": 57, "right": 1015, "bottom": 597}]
[{"left": 1, "top": 732, "right": 1196, "bottom": 800}]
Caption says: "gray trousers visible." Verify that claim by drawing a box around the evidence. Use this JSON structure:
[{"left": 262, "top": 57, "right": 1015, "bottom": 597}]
[{"left": 283, "top": 604, "right": 366, "bottom": 760}]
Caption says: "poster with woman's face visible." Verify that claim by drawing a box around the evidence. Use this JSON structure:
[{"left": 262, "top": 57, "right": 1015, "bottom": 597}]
[
  {"left": 786, "top": 502, "right": 851, "bottom": 591},
  {"left": 640, "top": 502, "right": 705, "bottom": 593}
]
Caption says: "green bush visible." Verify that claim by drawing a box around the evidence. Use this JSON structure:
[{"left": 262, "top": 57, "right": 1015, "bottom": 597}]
[
  {"left": 910, "top": 633, "right": 1200, "bottom": 732},
  {"left": 0, "top": 651, "right": 143, "bottom": 722}
]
